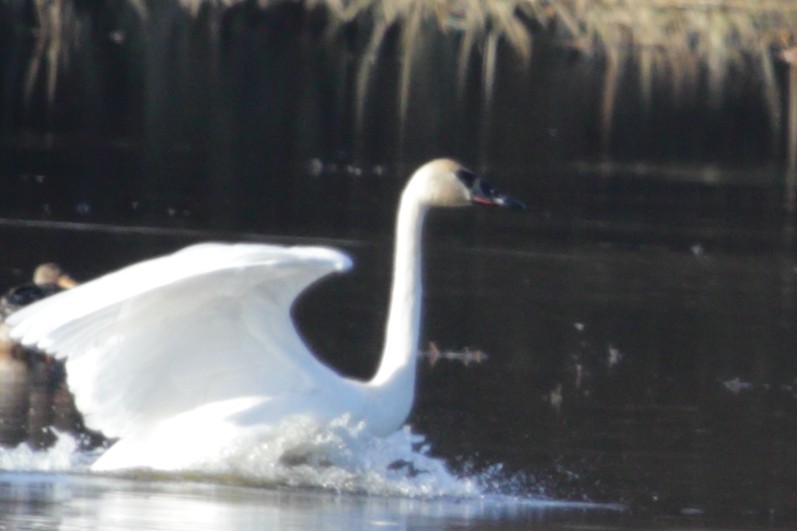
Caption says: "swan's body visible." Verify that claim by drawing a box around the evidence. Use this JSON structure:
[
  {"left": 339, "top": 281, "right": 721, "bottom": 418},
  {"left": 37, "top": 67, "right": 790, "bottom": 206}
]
[{"left": 8, "top": 159, "right": 522, "bottom": 471}]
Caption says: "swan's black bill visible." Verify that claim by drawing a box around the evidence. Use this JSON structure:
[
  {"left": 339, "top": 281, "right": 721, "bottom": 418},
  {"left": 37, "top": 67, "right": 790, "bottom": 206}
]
[{"left": 457, "top": 169, "right": 526, "bottom": 210}]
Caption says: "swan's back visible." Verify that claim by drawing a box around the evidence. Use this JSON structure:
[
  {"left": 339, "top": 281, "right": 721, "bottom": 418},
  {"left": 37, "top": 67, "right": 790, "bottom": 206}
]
[{"left": 8, "top": 243, "right": 351, "bottom": 439}]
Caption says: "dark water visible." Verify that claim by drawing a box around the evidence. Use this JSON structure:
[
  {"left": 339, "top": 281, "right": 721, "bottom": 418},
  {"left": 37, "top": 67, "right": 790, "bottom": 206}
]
[{"left": 1, "top": 164, "right": 796, "bottom": 528}]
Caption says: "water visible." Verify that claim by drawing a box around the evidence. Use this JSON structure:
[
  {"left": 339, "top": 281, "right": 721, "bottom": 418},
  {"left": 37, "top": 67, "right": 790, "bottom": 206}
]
[
  {"left": 0, "top": 471, "right": 622, "bottom": 530},
  {"left": 1, "top": 167, "right": 797, "bottom": 528}
]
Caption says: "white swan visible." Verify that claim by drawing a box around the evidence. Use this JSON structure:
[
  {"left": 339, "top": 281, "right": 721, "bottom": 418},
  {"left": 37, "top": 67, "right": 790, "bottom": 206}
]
[{"left": 7, "top": 159, "right": 523, "bottom": 471}]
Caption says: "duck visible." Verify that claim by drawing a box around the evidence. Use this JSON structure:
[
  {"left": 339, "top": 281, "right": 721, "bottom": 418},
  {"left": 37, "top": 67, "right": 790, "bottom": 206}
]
[
  {"left": 0, "top": 263, "right": 76, "bottom": 344},
  {"left": 7, "top": 159, "right": 524, "bottom": 471}
]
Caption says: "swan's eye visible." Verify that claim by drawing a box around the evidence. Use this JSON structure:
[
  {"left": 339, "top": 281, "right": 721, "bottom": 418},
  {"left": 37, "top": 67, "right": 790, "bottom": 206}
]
[{"left": 455, "top": 169, "right": 478, "bottom": 189}]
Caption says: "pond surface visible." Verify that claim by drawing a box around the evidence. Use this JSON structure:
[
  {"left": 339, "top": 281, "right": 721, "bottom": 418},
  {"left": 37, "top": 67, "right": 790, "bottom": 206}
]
[{"left": 0, "top": 166, "right": 796, "bottom": 528}]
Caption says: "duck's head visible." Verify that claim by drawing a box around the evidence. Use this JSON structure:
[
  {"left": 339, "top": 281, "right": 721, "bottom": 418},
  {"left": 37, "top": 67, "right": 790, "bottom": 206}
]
[
  {"left": 408, "top": 158, "right": 525, "bottom": 210},
  {"left": 33, "top": 263, "right": 77, "bottom": 289}
]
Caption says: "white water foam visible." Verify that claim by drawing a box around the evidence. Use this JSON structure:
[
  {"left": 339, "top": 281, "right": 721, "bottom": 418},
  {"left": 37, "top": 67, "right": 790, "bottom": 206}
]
[
  {"left": 0, "top": 433, "right": 97, "bottom": 473},
  {"left": 0, "top": 422, "right": 626, "bottom": 514},
  {"left": 0, "top": 426, "right": 624, "bottom": 511},
  {"left": 186, "top": 416, "right": 487, "bottom": 498},
  {"left": 0, "top": 419, "right": 483, "bottom": 499}
]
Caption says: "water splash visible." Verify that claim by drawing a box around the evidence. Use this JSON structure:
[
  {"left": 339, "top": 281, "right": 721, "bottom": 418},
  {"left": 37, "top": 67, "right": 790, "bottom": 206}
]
[
  {"left": 0, "top": 432, "right": 96, "bottom": 472},
  {"left": 0, "top": 420, "right": 480, "bottom": 499},
  {"left": 185, "top": 417, "right": 485, "bottom": 498},
  {"left": 0, "top": 422, "right": 627, "bottom": 518}
]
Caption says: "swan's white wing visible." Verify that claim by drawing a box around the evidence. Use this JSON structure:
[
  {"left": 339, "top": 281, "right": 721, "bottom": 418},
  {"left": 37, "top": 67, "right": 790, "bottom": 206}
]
[{"left": 7, "top": 242, "right": 352, "bottom": 438}]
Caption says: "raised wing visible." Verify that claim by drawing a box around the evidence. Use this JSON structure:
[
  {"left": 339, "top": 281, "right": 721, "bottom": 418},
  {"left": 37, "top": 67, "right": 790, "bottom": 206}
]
[{"left": 7, "top": 242, "right": 352, "bottom": 438}]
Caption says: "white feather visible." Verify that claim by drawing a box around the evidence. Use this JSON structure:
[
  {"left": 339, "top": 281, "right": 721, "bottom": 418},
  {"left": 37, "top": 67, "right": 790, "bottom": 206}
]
[{"left": 8, "top": 243, "right": 351, "bottom": 442}]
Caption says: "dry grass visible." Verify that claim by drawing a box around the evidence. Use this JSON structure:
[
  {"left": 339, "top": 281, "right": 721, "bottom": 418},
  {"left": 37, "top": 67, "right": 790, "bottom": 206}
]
[
  {"left": 325, "top": 0, "right": 797, "bottom": 159},
  {"left": 323, "top": 0, "right": 533, "bottom": 155},
  {"left": 545, "top": 0, "right": 797, "bottom": 152},
  {"left": 19, "top": 0, "right": 797, "bottom": 162}
]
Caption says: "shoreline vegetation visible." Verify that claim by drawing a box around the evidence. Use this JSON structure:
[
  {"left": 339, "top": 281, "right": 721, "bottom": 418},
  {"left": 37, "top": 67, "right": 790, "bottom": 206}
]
[{"left": 3, "top": 1, "right": 797, "bottom": 193}]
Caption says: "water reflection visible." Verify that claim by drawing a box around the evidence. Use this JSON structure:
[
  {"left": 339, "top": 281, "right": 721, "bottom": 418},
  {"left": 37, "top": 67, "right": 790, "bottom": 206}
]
[{"left": 0, "top": 472, "right": 627, "bottom": 530}]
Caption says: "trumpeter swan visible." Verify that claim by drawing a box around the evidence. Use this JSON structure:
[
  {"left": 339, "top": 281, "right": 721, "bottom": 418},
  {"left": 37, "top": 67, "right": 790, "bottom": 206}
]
[{"left": 8, "top": 159, "right": 523, "bottom": 471}]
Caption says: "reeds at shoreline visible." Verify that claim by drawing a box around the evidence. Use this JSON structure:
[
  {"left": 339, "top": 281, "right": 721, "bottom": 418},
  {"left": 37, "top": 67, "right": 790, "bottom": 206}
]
[
  {"left": 330, "top": 0, "right": 797, "bottom": 164},
  {"left": 11, "top": 0, "right": 797, "bottom": 168},
  {"left": 547, "top": 0, "right": 797, "bottom": 154}
]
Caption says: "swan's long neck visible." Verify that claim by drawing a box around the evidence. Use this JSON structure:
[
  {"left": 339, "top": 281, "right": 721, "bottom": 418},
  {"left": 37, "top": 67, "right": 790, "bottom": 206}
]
[{"left": 366, "top": 186, "right": 427, "bottom": 433}]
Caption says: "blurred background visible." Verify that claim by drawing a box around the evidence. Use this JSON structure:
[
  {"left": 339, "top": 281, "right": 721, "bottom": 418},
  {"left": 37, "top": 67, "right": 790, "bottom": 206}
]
[{"left": 1, "top": 0, "right": 796, "bottom": 233}]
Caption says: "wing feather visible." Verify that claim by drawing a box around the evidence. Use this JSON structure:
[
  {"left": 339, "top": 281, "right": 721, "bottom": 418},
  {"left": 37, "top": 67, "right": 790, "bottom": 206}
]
[{"left": 7, "top": 242, "right": 352, "bottom": 438}]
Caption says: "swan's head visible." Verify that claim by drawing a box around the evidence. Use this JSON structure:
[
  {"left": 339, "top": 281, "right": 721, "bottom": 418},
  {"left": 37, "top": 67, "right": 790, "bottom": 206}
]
[{"left": 408, "top": 159, "right": 525, "bottom": 210}]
